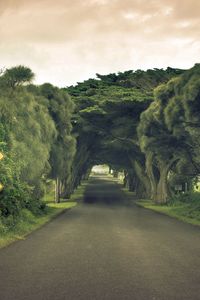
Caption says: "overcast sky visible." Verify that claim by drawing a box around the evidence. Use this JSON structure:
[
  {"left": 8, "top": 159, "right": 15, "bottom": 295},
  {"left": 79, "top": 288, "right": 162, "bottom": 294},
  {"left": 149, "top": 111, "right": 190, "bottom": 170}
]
[{"left": 0, "top": 0, "right": 199, "bottom": 87}]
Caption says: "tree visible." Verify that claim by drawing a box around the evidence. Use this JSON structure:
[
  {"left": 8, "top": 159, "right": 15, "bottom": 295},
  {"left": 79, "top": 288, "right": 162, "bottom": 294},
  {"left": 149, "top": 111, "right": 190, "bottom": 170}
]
[
  {"left": 138, "top": 64, "right": 200, "bottom": 203},
  {"left": 1, "top": 65, "right": 35, "bottom": 88},
  {"left": 67, "top": 67, "right": 183, "bottom": 198},
  {"left": 40, "top": 83, "right": 76, "bottom": 202}
]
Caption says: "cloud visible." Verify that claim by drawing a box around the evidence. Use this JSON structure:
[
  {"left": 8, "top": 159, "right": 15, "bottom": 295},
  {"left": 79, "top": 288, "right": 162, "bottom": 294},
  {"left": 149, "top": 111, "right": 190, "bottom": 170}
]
[{"left": 0, "top": 0, "right": 199, "bottom": 86}]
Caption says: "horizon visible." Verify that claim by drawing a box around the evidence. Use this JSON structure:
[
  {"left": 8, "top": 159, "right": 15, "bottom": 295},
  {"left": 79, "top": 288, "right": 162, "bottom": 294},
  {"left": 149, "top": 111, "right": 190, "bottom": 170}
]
[
  {"left": 42, "top": 64, "right": 193, "bottom": 88},
  {"left": 3, "top": 63, "right": 194, "bottom": 89}
]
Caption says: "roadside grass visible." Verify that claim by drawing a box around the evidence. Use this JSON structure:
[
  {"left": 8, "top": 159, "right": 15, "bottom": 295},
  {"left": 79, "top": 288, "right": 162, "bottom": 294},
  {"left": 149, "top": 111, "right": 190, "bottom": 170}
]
[
  {"left": 109, "top": 180, "right": 200, "bottom": 227},
  {"left": 0, "top": 182, "right": 87, "bottom": 249},
  {"left": 136, "top": 193, "right": 200, "bottom": 226}
]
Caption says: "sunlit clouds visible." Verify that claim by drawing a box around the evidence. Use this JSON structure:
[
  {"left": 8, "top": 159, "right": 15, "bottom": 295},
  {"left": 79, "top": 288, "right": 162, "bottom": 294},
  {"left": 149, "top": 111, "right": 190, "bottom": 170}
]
[{"left": 0, "top": 0, "right": 199, "bottom": 86}]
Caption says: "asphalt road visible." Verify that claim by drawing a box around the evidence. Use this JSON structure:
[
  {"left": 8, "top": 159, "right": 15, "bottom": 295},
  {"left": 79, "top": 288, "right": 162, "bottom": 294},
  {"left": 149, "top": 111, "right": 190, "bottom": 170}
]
[{"left": 0, "top": 175, "right": 200, "bottom": 300}]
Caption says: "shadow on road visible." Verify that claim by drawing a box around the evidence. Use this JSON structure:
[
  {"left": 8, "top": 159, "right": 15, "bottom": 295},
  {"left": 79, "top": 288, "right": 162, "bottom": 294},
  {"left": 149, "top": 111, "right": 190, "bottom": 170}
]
[{"left": 83, "top": 175, "right": 127, "bottom": 206}]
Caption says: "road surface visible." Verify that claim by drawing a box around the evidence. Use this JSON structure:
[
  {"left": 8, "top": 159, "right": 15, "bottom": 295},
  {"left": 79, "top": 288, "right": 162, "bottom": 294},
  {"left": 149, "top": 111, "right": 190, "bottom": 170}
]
[{"left": 0, "top": 175, "right": 200, "bottom": 300}]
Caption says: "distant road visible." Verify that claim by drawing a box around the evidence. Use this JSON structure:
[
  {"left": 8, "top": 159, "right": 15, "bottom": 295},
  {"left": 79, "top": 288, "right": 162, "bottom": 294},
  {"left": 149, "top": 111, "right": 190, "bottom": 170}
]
[{"left": 0, "top": 175, "right": 200, "bottom": 300}]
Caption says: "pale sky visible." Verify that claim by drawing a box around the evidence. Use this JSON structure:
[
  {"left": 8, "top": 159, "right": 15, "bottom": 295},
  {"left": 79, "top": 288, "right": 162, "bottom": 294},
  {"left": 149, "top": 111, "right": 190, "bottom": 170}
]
[{"left": 0, "top": 0, "right": 199, "bottom": 87}]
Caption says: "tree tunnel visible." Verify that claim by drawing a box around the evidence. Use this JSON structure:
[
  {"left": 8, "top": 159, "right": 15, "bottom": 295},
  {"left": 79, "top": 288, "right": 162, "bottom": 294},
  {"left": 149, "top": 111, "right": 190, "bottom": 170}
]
[
  {"left": 1, "top": 65, "right": 200, "bottom": 219},
  {"left": 64, "top": 66, "right": 200, "bottom": 205}
]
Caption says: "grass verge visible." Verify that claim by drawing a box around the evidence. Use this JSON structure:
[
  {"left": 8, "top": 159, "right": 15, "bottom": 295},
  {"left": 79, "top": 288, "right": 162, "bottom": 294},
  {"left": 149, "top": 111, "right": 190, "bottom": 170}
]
[
  {"left": 136, "top": 198, "right": 200, "bottom": 226},
  {"left": 0, "top": 183, "right": 87, "bottom": 249}
]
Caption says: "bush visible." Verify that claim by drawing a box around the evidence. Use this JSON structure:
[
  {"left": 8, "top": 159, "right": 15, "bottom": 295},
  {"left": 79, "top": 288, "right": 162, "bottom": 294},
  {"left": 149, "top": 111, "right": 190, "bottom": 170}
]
[
  {"left": 0, "top": 180, "right": 32, "bottom": 217},
  {"left": 170, "top": 192, "right": 200, "bottom": 205}
]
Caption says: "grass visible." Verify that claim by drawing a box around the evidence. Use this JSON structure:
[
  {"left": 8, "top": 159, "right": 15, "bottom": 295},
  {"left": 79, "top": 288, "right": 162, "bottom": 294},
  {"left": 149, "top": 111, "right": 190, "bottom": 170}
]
[
  {"left": 136, "top": 193, "right": 200, "bottom": 226},
  {"left": 0, "top": 182, "right": 87, "bottom": 249}
]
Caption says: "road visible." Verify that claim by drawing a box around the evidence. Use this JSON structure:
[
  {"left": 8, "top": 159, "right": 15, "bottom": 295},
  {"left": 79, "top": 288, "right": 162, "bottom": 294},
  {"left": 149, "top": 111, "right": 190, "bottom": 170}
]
[{"left": 0, "top": 175, "right": 200, "bottom": 300}]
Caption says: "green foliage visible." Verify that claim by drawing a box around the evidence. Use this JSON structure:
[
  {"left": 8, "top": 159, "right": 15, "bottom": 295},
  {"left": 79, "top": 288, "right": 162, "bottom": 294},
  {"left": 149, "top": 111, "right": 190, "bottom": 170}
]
[
  {"left": 170, "top": 191, "right": 200, "bottom": 204},
  {"left": 0, "top": 66, "right": 75, "bottom": 216},
  {"left": 40, "top": 83, "right": 76, "bottom": 197},
  {"left": 164, "top": 192, "right": 200, "bottom": 223},
  {"left": 0, "top": 201, "right": 77, "bottom": 248},
  {"left": 137, "top": 197, "right": 200, "bottom": 226},
  {"left": 0, "top": 65, "right": 34, "bottom": 88},
  {"left": 0, "top": 123, "right": 46, "bottom": 217},
  {"left": 0, "top": 63, "right": 198, "bottom": 219},
  {"left": 66, "top": 67, "right": 183, "bottom": 198},
  {"left": 138, "top": 64, "right": 200, "bottom": 203},
  {"left": 0, "top": 135, "right": 31, "bottom": 216}
]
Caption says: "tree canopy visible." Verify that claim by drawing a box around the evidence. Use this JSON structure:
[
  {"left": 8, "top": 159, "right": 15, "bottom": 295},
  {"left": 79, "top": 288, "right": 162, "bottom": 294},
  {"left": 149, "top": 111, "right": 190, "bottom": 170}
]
[
  {"left": 66, "top": 67, "right": 186, "bottom": 199},
  {"left": 1, "top": 65, "right": 35, "bottom": 88},
  {"left": 1, "top": 63, "right": 200, "bottom": 220}
]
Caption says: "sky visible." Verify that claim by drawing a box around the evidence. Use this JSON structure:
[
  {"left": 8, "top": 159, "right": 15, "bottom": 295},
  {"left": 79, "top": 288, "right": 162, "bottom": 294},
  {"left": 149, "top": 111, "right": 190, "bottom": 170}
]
[{"left": 0, "top": 0, "right": 199, "bottom": 87}]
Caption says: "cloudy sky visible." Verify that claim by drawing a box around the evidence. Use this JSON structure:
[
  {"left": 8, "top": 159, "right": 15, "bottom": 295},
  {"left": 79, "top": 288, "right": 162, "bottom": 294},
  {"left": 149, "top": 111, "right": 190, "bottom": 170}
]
[{"left": 0, "top": 0, "right": 199, "bottom": 87}]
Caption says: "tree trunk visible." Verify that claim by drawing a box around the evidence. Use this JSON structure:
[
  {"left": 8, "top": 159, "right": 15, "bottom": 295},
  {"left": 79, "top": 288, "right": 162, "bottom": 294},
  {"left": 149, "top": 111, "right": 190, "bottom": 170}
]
[
  {"left": 109, "top": 166, "right": 112, "bottom": 174},
  {"left": 133, "top": 160, "right": 151, "bottom": 198},
  {"left": 154, "top": 158, "right": 179, "bottom": 204},
  {"left": 54, "top": 177, "right": 60, "bottom": 203},
  {"left": 155, "top": 165, "right": 169, "bottom": 204},
  {"left": 82, "top": 167, "right": 91, "bottom": 180},
  {"left": 146, "top": 153, "right": 158, "bottom": 200},
  {"left": 126, "top": 170, "right": 136, "bottom": 191},
  {"left": 123, "top": 170, "right": 128, "bottom": 187},
  {"left": 67, "top": 146, "right": 90, "bottom": 196},
  {"left": 113, "top": 170, "right": 119, "bottom": 178}
]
